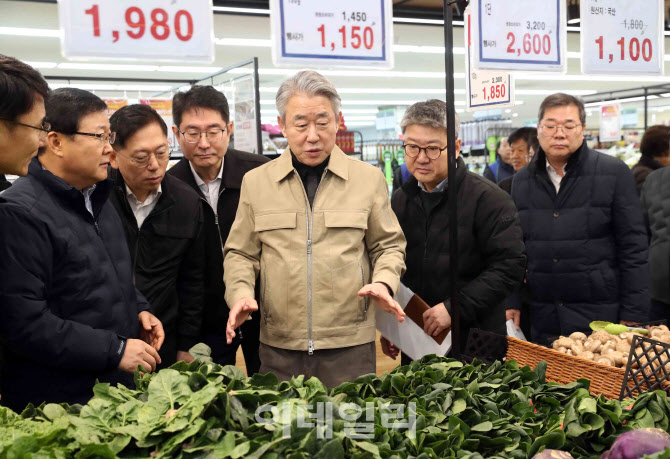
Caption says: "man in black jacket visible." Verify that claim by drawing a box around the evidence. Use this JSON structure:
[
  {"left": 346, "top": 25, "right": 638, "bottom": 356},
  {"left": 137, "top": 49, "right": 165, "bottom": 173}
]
[
  {"left": 512, "top": 93, "right": 650, "bottom": 344},
  {"left": 109, "top": 104, "right": 206, "bottom": 369},
  {"left": 0, "top": 88, "right": 164, "bottom": 411},
  {"left": 641, "top": 167, "right": 670, "bottom": 323},
  {"left": 167, "top": 86, "right": 268, "bottom": 374},
  {"left": 632, "top": 125, "right": 670, "bottom": 196},
  {"left": 384, "top": 99, "right": 526, "bottom": 363}
]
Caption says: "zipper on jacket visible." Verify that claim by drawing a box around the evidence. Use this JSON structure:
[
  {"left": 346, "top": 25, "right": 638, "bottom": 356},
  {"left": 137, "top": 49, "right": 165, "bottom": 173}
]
[
  {"left": 360, "top": 262, "right": 369, "bottom": 321},
  {"left": 94, "top": 220, "right": 101, "bottom": 236},
  {"left": 293, "top": 168, "right": 327, "bottom": 356}
]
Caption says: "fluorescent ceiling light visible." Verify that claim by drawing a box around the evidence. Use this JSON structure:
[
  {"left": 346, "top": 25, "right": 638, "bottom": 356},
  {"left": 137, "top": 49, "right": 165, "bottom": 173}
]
[
  {"left": 346, "top": 122, "right": 376, "bottom": 126},
  {"left": 47, "top": 83, "right": 174, "bottom": 92},
  {"left": 393, "top": 18, "right": 464, "bottom": 26},
  {"left": 504, "top": 109, "right": 512, "bottom": 113},
  {"left": 517, "top": 74, "right": 670, "bottom": 83},
  {"left": 216, "top": 38, "right": 272, "bottom": 47},
  {"left": 157, "top": 66, "right": 221, "bottom": 73},
  {"left": 584, "top": 96, "right": 660, "bottom": 107},
  {"left": 0, "top": 27, "right": 60, "bottom": 37},
  {"left": 393, "top": 45, "right": 465, "bottom": 55},
  {"left": 567, "top": 19, "right": 581, "bottom": 25},
  {"left": 516, "top": 89, "right": 597, "bottom": 96},
  {"left": 211, "top": 7, "right": 269, "bottom": 15},
  {"left": 261, "top": 99, "right": 467, "bottom": 106},
  {"left": 25, "top": 61, "right": 58, "bottom": 69},
  {"left": 512, "top": 113, "right": 519, "bottom": 117},
  {"left": 58, "top": 63, "right": 159, "bottom": 71}
]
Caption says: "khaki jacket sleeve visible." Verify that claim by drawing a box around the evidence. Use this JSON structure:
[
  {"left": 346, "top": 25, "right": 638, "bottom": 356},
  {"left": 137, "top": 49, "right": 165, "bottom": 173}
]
[
  {"left": 223, "top": 175, "right": 261, "bottom": 307},
  {"left": 365, "top": 169, "right": 407, "bottom": 294}
]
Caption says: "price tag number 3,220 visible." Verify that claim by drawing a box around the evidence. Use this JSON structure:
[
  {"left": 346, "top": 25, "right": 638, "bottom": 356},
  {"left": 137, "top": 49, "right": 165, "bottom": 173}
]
[{"left": 85, "top": 4, "right": 194, "bottom": 42}]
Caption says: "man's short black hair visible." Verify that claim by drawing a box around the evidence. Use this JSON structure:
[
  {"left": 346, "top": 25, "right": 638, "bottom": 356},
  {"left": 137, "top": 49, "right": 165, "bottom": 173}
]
[
  {"left": 46, "top": 88, "right": 108, "bottom": 136},
  {"left": 172, "top": 85, "right": 230, "bottom": 129},
  {"left": 109, "top": 104, "right": 168, "bottom": 149},
  {"left": 508, "top": 127, "right": 538, "bottom": 151},
  {"left": 0, "top": 55, "right": 49, "bottom": 123},
  {"left": 640, "top": 125, "right": 670, "bottom": 159}
]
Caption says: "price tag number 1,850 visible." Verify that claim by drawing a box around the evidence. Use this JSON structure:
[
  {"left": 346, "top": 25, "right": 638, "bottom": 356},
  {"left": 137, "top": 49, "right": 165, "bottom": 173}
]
[{"left": 85, "top": 4, "right": 194, "bottom": 42}]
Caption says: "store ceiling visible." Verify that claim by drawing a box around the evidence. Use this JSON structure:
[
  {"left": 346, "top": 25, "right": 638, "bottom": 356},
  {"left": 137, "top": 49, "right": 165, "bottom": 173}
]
[{"left": 3, "top": 0, "right": 670, "bottom": 130}]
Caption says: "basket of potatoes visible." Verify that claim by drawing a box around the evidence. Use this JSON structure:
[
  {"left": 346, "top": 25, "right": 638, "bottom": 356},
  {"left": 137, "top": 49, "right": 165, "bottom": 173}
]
[{"left": 506, "top": 323, "right": 669, "bottom": 399}]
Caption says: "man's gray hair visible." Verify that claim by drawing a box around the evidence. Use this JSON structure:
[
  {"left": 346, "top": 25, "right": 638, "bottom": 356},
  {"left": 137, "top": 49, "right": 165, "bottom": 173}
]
[
  {"left": 400, "top": 99, "right": 460, "bottom": 138},
  {"left": 276, "top": 70, "right": 341, "bottom": 121}
]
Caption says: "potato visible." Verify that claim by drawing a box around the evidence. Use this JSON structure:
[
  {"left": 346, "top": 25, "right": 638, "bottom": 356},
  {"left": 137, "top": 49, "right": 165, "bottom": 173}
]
[
  {"left": 596, "top": 356, "right": 613, "bottom": 366},
  {"left": 585, "top": 339, "right": 602, "bottom": 353},
  {"left": 591, "top": 330, "right": 612, "bottom": 344},
  {"left": 580, "top": 351, "right": 595, "bottom": 361},
  {"left": 569, "top": 332, "right": 587, "bottom": 341},
  {"left": 556, "top": 337, "right": 575, "bottom": 348},
  {"left": 571, "top": 341, "right": 585, "bottom": 355}
]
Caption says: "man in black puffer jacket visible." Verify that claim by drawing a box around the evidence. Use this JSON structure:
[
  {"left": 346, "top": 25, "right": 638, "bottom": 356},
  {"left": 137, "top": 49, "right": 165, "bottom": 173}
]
[
  {"left": 388, "top": 100, "right": 526, "bottom": 363},
  {"left": 0, "top": 89, "right": 164, "bottom": 411},
  {"left": 512, "top": 93, "right": 650, "bottom": 344},
  {"left": 641, "top": 167, "right": 670, "bottom": 323}
]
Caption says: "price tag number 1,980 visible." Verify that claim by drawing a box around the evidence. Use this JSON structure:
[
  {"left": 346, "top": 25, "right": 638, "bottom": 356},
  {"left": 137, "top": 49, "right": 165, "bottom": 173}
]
[{"left": 85, "top": 4, "right": 194, "bottom": 42}]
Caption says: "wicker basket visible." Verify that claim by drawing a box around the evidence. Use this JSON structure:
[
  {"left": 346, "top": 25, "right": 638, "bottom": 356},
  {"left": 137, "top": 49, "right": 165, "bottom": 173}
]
[{"left": 506, "top": 336, "right": 633, "bottom": 399}]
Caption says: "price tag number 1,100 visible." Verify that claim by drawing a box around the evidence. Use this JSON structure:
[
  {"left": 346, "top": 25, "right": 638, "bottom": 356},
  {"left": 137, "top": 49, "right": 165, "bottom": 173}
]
[
  {"left": 594, "top": 35, "right": 653, "bottom": 63},
  {"left": 84, "top": 4, "right": 194, "bottom": 42}
]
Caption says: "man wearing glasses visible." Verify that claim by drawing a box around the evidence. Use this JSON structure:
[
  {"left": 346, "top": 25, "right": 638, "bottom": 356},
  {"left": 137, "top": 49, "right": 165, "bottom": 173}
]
[
  {"left": 0, "top": 55, "right": 49, "bottom": 179},
  {"left": 0, "top": 88, "right": 164, "bottom": 411},
  {"left": 108, "top": 104, "right": 206, "bottom": 368},
  {"left": 382, "top": 99, "right": 526, "bottom": 363},
  {"left": 511, "top": 93, "right": 649, "bottom": 344},
  {"left": 168, "top": 85, "right": 268, "bottom": 374}
]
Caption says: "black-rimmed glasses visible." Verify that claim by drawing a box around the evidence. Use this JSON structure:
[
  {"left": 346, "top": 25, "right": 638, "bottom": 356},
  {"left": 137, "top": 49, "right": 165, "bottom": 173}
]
[
  {"left": 403, "top": 144, "right": 448, "bottom": 160},
  {"left": 0, "top": 118, "right": 51, "bottom": 135},
  {"left": 179, "top": 128, "right": 227, "bottom": 144}
]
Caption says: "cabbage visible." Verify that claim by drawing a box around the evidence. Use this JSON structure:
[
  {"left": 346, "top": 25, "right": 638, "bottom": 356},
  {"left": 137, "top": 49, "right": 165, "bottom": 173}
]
[{"left": 601, "top": 428, "right": 670, "bottom": 459}]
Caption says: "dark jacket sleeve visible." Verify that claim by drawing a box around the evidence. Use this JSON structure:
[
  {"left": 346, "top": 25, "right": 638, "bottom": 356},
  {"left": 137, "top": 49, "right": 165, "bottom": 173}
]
[
  {"left": 455, "top": 187, "right": 527, "bottom": 326},
  {"left": 392, "top": 167, "right": 403, "bottom": 194},
  {"left": 483, "top": 165, "right": 495, "bottom": 183},
  {"left": 611, "top": 161, "right": 650, "bottom": 321},
  {"left": 135, "top": 288, "right": 151, "bottom": 314},
  {"left": 176, "top": 203, "right": 206, "bottom": 351},
  {"left": 0, "top": 205, "right": 125, "bottom": 372}
]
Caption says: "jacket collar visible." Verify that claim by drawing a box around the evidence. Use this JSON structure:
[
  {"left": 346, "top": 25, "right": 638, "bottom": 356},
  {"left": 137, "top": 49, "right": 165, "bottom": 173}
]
[
  {"left": 110, "top": 166, "right": 175, "bottom": 215},
  {"left": 168, "top": 157, "right": 207, "bottom": 200},
  {"left": 170, "top": 149, "right": 249, "bottom": 193},
  {"left": 401, "top": 155, "right": 467, "bottom": 197},
  {"left": 528, "top": 139, "right": 589, "bottom": 177},
  {"left": 29, "top": 156, "right": 112, "bottom": 217},
  {"left": 272, "top": 145, "right": 349, "bottom": 182}
]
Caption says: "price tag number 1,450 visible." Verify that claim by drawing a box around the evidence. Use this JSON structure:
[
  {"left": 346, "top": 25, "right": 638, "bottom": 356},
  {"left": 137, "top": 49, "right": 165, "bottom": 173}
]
[
  {"left": 85, "top": 4, "right": 194, "bottom": 42},
  {"left": 595, "top": 35, "right": 653, "bottom": 63}
]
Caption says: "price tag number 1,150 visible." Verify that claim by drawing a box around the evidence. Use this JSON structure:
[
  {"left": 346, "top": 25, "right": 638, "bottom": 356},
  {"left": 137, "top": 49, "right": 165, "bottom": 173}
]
[
  {"left": 317, "top": 24, "right": 374, "bottom": 52},
  {"left": 595, "top": 35, "right": 653, "bottom": 63},
  {"left": 85, "top": 4, "right": 194, "bottom": 42}
]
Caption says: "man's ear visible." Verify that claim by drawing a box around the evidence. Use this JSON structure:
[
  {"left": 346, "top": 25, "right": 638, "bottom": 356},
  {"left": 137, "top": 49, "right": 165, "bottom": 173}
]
[
  {"left": 227, "top": 121, "right": 234, "bottom": 138},
  {"left": 278, "top": 116, "right": 287, "bottom": 138},
  {"left": 109, "top": 149, "right": 120, "bottom": 169},
  {"left": 45, "top": 131, "right": 65, "bottom": 158},
  {"left": 455, "top": 138, "right": 462, "bottom": 159}
]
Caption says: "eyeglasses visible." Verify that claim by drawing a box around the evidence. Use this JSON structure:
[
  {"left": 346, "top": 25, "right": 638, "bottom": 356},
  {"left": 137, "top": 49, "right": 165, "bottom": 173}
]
[
  {"left": 403, "top": 144, "right": 448, "bottom": 160},
  {"left": 179, "top": 127, "right": 227, "bottom": 144},
  {"left": 115, "top": 150, "right": 171, "bottom": 168},
  {"left": 0, "top": 118, "right": 51, "bottom": 136},
  {"left": 73, "top": 131, "right": 116, "bottom": 145},
  {"left": 539, "top": 123, "right": 583, "bottom": 137}
]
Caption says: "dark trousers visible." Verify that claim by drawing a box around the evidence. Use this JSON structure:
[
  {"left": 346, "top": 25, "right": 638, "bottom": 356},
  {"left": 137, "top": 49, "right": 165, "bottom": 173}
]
[
  {"left": 202, "top": 313, "right": 261, "bottom": 376},
  {"left": 649, "top": 299, "right": 670, "bottom": 324},
  {"left": 259, "top": 342, "right": 375, "bottom": 388}
]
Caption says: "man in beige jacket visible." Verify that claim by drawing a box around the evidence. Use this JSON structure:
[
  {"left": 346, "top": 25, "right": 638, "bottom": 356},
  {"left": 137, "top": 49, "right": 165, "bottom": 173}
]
[{"left": 223, "top": 71, "right": 406, "bottom": 386}]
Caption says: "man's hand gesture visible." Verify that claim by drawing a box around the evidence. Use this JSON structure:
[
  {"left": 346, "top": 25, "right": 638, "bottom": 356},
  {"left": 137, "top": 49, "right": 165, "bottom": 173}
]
[
  {"left": 226, "top": 298, "right": 258, "bottom": 344},
  {"left": 138, "top": 311, "right": 164, "bottom": 351},
  {"left": 358, "top": 282, "right": 405, "bottom": 322}
]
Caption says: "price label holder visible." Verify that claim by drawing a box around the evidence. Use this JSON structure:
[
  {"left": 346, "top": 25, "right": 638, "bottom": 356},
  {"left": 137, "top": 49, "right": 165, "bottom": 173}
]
[
  {"left": 472, "top": 0, "right": 566, "bottom": 72},
  {"left": 464, "top": 9, "right": 514, "bottom": 111},
  {"left": 57, "top": 0, "right": 214, "bottom": 62},
  {"left": 270, "top": 0, "right": 393, "bottom": 69},
  {"left": 581, "top": 0, "right": 664, "bottom": 75}
]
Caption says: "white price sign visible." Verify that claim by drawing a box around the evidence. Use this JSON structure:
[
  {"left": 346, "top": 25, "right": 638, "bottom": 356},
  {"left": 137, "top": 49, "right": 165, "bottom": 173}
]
[
  {"left": 57, "top": 0, "right": 214, "bottom": 62},
  {"left": 473, "top": 0, "right": 566, "bottom": 72},
  {"left": 581, "top": 0, "right": 664, "bottom": 75},
  {"left": 464, "top": 10, "right": 514, "bottom": 111},
  {"left": 270, "top": 0, "right": 393, "bottom": 69}
]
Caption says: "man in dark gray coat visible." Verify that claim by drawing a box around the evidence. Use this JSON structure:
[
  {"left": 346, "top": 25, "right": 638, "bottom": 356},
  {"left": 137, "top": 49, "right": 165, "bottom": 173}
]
[{"left": 511, "top": 93, "right": 650, "bottom": 344}]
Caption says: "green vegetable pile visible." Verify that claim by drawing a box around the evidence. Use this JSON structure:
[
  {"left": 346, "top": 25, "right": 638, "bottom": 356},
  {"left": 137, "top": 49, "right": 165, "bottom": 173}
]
[{"left": 2, "top": 347, "right": 670, "bottom": 458}]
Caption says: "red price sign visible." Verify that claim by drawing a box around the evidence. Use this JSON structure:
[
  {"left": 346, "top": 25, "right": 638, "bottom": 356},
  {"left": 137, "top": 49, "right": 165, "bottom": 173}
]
[
  {"left": 581, "top": 0, "right": 663, "bottom": 75},
  {"left": 58, "top": 0, "right": 214, "bottom": 62}
]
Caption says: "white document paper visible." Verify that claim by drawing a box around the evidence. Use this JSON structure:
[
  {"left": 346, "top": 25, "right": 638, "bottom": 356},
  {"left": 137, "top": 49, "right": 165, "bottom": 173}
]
[
  {"left": 506, "top": 319, "right": 526, "bottom": 341},
  {"left": 376, "top": 283, "right": 452, "bottom": 360}
]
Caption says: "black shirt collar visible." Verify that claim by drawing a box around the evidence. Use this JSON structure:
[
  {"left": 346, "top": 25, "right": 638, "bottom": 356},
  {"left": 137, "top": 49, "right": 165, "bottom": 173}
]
[{"left": 291, "top": 152, "right": 330, "bottom": 180}]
